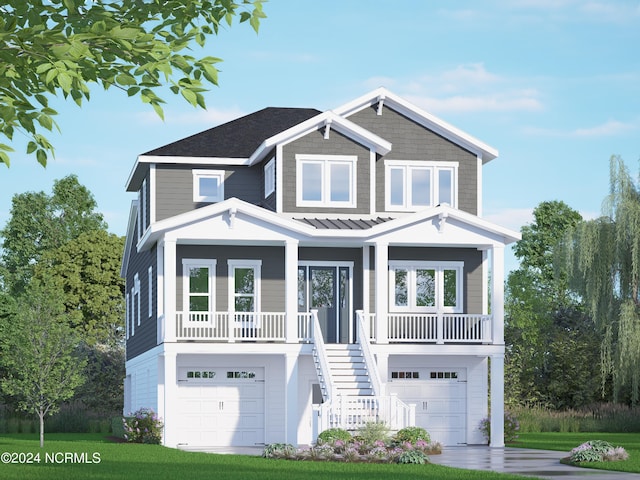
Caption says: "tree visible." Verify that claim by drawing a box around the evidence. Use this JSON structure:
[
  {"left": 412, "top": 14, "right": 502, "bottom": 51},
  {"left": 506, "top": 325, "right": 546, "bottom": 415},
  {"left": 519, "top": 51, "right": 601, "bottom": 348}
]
[
  {"left": 505, "top": 200, "right": 595, "bottom": 408},
  {"left": 34, "top": 230, "right": 125, "bottom": 347},
  {"left": 0, "top": 281, "right": 85, "bottom": 447},
  {"left": 0, "top": 175, "right": 106, "bottom": 294},
  {"left": 0, "top": 0, "right": 265, "bottom": 167},
  {"left": 559, "top": 156, "right": 640, "bottom": 404}
]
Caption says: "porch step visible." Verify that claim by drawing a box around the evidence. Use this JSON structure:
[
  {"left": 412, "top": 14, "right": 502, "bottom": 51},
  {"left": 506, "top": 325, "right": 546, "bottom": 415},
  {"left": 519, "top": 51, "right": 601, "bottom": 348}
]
[{"left": 323, "top": 344, "right": 373, "bottom": 397}]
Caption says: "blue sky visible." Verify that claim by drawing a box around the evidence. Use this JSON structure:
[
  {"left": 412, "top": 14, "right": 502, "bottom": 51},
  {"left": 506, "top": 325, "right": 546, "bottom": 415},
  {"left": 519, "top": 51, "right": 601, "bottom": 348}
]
[{"left": 1, "top": 0, "right": 639, "bottom": 272}]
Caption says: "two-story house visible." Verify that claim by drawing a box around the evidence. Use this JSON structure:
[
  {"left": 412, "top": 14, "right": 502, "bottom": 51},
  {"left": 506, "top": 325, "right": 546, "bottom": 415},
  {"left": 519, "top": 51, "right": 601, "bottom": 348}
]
[{"left": 121, "top": 88, "right": 519, "bottom": 450}]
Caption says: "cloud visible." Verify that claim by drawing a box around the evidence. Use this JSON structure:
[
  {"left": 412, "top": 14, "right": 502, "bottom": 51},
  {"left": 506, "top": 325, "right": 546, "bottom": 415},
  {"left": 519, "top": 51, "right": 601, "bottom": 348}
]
[
  {"left": 483, "top": 207, "right": 533, "bottom": 232},
  {"left": 136, "top": 106, "right": 247, "bottom": 127},
  {"left": 523, "top": 119, "right": 637, "bottom": 138},
  {"left": 365, "top": 64, "right": 544, "bottom": 114}
]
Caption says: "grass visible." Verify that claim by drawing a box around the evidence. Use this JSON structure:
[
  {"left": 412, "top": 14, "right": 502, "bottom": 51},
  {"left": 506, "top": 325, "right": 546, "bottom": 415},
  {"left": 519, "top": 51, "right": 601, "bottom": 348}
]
[
  {"left": 509, "top": 432, "right": 640, "bottom": 474},
  {"left": 0, "top": 434, "right": 536, "bottom": 480}
]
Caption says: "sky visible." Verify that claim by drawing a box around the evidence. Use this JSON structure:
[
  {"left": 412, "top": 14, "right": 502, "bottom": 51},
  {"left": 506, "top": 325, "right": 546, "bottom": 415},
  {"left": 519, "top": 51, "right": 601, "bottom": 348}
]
[{"left": 1, "top": 0, "right": 639, "bottom": 273}]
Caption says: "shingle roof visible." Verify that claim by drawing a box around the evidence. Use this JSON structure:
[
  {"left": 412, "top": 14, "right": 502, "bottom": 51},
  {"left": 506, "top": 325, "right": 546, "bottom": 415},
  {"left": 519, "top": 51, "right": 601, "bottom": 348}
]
[
  {"left": 295, "top": 217, "right": 394, "bottom": 230},
  {"left": 143, "top": 107, "right": 321, "bottom": 158}
]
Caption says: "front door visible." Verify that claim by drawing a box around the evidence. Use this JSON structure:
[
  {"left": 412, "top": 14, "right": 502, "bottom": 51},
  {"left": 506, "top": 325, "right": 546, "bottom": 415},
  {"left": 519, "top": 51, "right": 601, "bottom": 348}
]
[{"left": 299, "top": 264, "right": 351, "bottom": 343}]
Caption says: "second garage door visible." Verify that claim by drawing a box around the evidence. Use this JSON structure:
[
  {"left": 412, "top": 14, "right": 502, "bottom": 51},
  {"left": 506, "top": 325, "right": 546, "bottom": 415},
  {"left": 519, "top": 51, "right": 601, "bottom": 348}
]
[
  {"left": 177, "top": 367, "right": 265, "bottom": 447},
  {"left": 388, "top": 368, "right": 466, "bottom": 446}
]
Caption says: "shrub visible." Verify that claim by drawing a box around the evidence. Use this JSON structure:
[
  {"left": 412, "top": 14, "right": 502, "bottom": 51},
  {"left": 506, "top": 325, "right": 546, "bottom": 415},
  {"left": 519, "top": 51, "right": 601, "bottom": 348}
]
[
  {"left": 357, "top": 421, "right": 390, "bottom": 445},
  {"left": 397, "top": 450, "right": 429, "bottom": 464},
  {"left": 569, "top": 440, "right": 628, "bottom": 463},
  {"left": 317, "top": 427, "right": 351, "bottom": 444},
  {"left": 394, "top": 426, "right": 430, "bottom": 444},
  {"left": 263, "top": 443, "right": 296, "bottom": 458},
  {"left": 123, "top": 408, "right": 163, "bottom": 444},
  {"left": 479, "top": 411, "right": 519, "bottom": 443}
]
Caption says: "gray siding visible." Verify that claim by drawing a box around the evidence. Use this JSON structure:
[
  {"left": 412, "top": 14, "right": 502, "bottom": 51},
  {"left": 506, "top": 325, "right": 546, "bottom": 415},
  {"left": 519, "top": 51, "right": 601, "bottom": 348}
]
[
  {"left": 176, "top": 245, "right": 285, "bottom": 312},
  {"left": 388, "top": 247, "right": 483, "bottom": 313},
  {"left": 155, "top": 164, "right": 263, "bottom": 221},
  {"left": 349, "top": 105, "right": 478, "bottom": 215},
  {"left": 282, "top": 129, "right": 371, "bottom": 215},
  {"left": 125, "top": 219, "right": 158, "bottom": 361}
]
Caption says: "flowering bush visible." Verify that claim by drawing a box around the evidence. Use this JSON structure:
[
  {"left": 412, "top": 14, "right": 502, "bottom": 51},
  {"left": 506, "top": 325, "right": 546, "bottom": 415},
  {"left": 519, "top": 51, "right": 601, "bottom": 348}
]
[
  {"left": 569, "top": 440, "right": 629, "bottom": 463},
  {"left": 123, "top": 408, "right": 163, "bottom": 444},
  {"left": 262, "top": 443, "right": 296, "bottom": 458},
  {"left": 317, "top": 428, "right": 352, "bottom": 444},
  {"left": 479, "top": 412, "right": 519, "bottom": 443},
  {"left": 394, "top": 426, "right": 430, "bottom": 444}
]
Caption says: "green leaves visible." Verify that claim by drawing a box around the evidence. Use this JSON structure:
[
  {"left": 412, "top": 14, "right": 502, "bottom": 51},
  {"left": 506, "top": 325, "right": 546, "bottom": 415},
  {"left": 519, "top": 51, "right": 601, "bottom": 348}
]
[{"left": 0, "top": 0, "right": 266, "bottom": 168}]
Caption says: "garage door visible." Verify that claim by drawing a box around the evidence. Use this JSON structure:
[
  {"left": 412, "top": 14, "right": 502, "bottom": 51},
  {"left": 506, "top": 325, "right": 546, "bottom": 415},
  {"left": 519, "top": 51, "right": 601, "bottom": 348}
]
[
  {"left": 388, "top": 368, "right": 466, "bottom": 446},
  {"left": 177, "top": 367, "right": 265, "bottom": 447}
]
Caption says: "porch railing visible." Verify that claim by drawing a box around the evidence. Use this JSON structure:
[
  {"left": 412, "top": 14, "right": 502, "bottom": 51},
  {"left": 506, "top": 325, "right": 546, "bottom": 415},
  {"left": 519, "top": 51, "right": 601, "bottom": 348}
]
[
  {"left": 375, "top": 313, "right": 492, "bottom": 343},
  {"left": 315, "top": 395, "right": 415, "bottom": 433},
  {"left": 311, "top": 309, "right": 335, "bottom": 401},
  {"left": 356, "top": 310, "right": 383, "bottom": 396}
]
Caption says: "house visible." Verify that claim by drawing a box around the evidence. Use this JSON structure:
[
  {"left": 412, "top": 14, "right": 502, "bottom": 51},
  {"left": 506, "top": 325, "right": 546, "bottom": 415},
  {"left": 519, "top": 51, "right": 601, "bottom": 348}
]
[{"left": 121, "top": 88, "right": 520, "bottom": 449}]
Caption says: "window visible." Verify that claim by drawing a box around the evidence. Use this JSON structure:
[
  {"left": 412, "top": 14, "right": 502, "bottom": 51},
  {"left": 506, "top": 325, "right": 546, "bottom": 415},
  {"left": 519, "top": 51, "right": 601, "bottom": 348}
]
[
  {"left": 430, "top": 371, "right": 459, "bottom": 379},
  {"left": 193, "top": 169, "right": 224, "bottom": 203},
  {"left": 296, "top": 154, "right": 357, "bottom": 208},
  {"left": 391, "top": 371, "right": 420, "bottom": 379},
  {"left": 182, "top": 259, "right": 216, "bottom": 316},
  {"left": 389, "top": 261, "right": 463, "bottom": 312},
  {"left": 148, "top": 266, "right": 153, "bottom": 318},
  {"left": 264, "top": 157, "right": 275, "bottom": 197},
  {"left": 385, "top": 160, "right": 458, "bottom": 211},
  {"left": 228, "top": 260, "right": 261, "bottom": 314},
  {"left": 133, "top": 274, "right": 140, "bottom": 330}
]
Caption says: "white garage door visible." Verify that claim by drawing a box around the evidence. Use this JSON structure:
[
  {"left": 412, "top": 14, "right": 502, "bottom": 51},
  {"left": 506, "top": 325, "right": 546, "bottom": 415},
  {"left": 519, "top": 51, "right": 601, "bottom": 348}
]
[
  {"left": 177, "top": 367, "right": 265, "bottom": 447},
  {"left": 389, "top": 368, "right": 466, "bottom": 446}
]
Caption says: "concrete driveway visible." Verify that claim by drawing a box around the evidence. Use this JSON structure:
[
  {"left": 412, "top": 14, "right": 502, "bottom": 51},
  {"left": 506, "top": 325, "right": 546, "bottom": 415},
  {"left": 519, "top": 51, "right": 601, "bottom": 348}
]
[{"left": 429, "top": 446, "right": 640, "bottom": 480}]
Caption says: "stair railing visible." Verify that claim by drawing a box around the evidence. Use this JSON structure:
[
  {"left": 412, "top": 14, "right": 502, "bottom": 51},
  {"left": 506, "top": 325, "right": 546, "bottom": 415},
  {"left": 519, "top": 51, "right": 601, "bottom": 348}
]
[
  {"left": 311, "top": 309, "right": 334, "bottom": 402},
  {"left": 356, "top": 310, "right": 384, "bottom": 396}
]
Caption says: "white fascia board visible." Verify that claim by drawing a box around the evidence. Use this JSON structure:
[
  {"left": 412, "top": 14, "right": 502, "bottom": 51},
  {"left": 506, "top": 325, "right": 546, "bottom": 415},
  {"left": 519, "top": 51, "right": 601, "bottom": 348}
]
[
  {"left": 247, "top": 111, "right": 392, "bottom": 166},
  {"left": 121, "top": 200, "right": 139, "bottom": 278},
  {"left": 126, "top": 155, "right": 250, "bottom": 191},
  {"left": 334, "top": 87, "right": 499, "bottom": 163},
  {"left": 364, "top": 204, "right": 521, "bottom": 244}
]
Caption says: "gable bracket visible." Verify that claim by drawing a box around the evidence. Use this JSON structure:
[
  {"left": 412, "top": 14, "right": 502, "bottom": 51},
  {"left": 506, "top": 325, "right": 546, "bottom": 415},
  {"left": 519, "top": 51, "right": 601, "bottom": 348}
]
[
  {"left": 228, "top": 207, "right": 237, "bottom": 229},
  {"left": 377, "top": 95, "right": 385, "bottom": 115},
  {"left": 438, "top": 211, "right": 448, "bottom": 234},
  {"left": 324, "top": 119, "right": 332, "bottom": 139}
]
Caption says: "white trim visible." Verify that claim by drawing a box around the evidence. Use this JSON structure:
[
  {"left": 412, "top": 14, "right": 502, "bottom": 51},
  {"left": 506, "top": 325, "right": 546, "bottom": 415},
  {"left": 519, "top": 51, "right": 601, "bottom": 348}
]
[
  {"left": 388, "top": 261, "right": 464, "bottom": 313},
  {"left": 192, "top": 169, "right": 225, "bottom": 203},
  {"left": 384, "top": 160, "right": 459, "bottom": 211},
  {"left": 264, "top": 157, "right": 275, "bottom": 198},
  {"left": 149, "top": 164, "right": 156, "bottom": 224},
  {"left": 227, "top": 259, "right": 262, "bottom": 313},
  {"left": 276, "top": 145, "right": 284, "bottom": 213},
  {"left": 369, "top": 150, "right": 376, "bottom": 214},
  {"left": 141, "top": 178, "right": 147, "bottom": 234},
  {"left": 125, "top": 292, "right": 130, "bottom": 340},
  {"left": 295, "top": 154, "right": 357, "bottom": 208},
  {"left": 476, "top": 155, "right": 483, "bottom": 217},
  {"left": 182, "top": 258, "right": 217, "bottom": 314}
]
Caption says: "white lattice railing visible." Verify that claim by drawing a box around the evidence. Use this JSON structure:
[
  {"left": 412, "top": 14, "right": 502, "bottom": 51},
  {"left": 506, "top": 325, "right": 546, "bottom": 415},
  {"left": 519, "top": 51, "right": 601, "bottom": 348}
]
[
  {"left": 316, "top": 395, "right": 415, "bottom": 433},
  {"left": 371, "top": 313, "right": 492, "bottom": 343},
  {"left": 297, "top": 312, "right": 314, "bottom": 343},
  {"left": 176, "top": 312, "right": 287, "bottom": 341},
  {"left": 356, "top": 310, "right": 383, "bottom": 396}
]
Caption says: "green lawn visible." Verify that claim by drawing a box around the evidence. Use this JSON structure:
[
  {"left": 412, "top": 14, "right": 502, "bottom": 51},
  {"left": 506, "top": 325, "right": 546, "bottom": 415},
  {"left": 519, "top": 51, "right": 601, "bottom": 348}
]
[
  {"left": 509, "top": 432, "right": 640, "bottom": 474},
  {"left": 0, "top": 434, "right": 535, "bottom": 480}
]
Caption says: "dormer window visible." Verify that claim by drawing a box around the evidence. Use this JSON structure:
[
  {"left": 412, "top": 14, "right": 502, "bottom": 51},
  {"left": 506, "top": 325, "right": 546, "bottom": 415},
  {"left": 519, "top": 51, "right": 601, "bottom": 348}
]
[
  {"left": 193, "top": 169, "right": 225, "bottom": 203},
  {"left": 296, "top": 154, "right": 357, "bottom": 208},
  {"left": 385, "top": 160, "right": 458, "bottom": 211}
]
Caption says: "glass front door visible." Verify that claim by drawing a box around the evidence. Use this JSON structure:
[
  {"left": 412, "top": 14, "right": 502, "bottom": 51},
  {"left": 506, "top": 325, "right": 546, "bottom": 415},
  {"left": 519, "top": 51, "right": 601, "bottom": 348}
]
[{"left": 299, "top": 264, "right": 351, "bottom": 343}]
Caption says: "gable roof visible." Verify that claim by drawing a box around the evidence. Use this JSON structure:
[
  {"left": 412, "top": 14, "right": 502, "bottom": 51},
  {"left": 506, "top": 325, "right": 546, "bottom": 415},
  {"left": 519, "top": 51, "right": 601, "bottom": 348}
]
[
  {"left": 334, "top": 87, "right": 498, "bottom": 163},
  {"left": 144, "top": 107, "right": 321, "bottom": 158}
]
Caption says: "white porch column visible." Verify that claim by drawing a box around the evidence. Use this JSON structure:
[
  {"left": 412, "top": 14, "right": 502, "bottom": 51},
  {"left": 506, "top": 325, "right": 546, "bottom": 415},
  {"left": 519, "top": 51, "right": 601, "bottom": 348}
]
[
  {"left": 374, "top": 242, "right": 389, "bottom": 344},
  {"left": 156, "top": 241, "right": 165, "bottom": 345},
  {"left": 362, "top": 245, "right": 370, "bottom": 314},
  {"left": 160, "top": 350, "right": 178, "bottom": 447},
  {"left": 163, "top": 239, "right": 177, "bottom": 343},
  {"left": 284, "top": 352, "right": 299, "bottom": 445},
  {"left": 491, "top": 245, "right": 505, "bottom": 345},
  {"left": 285, "top": 239, "right": 299, "bottom": 343},
  {"left": 490, "top": 353, "right": 505, "bottom": 447}
]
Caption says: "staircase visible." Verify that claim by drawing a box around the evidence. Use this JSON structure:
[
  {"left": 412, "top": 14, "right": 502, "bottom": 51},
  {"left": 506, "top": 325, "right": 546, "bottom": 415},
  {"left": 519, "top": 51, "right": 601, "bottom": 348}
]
[{"left": 324, "top": 344, "right": 373, "bottom": 396}]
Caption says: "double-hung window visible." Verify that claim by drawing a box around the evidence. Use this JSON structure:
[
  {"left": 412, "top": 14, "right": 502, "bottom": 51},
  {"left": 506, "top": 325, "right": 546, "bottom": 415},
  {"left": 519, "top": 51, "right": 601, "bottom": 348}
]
[
  {"left": 385, "top": 160, "right": 458, "bottom": 211},
  {"left": 182, "top": 259, "right": 216, "bottom": 322},
  {"left": 296, "top": 154, "right": 357, "bottom": 208},
  {"left": 193, "top": 169, "right": 225, "bottom": 203},
  {"left": 228, "top": 260, "right": 261, "bottom": 325},
  {"left": 389, "top": 261, "right": 463, "bottom": 312}
]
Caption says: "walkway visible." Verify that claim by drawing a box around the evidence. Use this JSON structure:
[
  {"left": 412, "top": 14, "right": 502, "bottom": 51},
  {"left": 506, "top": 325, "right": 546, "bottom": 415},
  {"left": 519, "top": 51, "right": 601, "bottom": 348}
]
[{"left": 429, "top": 446, "right": 640, "bottom": 480}]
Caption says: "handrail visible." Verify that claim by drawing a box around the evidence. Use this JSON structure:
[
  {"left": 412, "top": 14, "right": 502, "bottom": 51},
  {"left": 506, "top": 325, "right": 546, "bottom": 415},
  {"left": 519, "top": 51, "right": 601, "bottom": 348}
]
[
  {"left": 310, "top": 309, "right": 334, "bottom": 402},
  {"left": 356, "top": 310, "right": 383, "bottom": 396}
]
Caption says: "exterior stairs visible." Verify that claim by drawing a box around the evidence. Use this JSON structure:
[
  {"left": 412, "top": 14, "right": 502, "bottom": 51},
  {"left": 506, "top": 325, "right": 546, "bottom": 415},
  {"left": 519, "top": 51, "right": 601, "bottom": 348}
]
[{"left": 324, "top": 344, "right": 373, "bottom": 397}]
